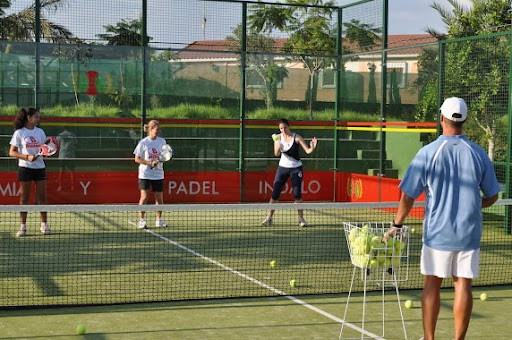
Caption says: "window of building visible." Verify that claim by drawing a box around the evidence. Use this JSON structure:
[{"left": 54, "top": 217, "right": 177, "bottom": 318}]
[{"left": 320, "top": 69, "right": 336, "bottom": 88}]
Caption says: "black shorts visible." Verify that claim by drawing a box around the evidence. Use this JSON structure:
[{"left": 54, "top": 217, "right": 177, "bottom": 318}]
[
  {"left": 18, "top": 167, "right": 47, "bottom": 182},
  {"left": 138, "top": 179, "right": 164, "bottom": 192}
]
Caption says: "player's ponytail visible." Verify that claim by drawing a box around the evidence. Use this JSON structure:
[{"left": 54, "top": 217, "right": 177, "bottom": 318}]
[{"left": 14, "top": 107, "right": 38, "bottom": 130}]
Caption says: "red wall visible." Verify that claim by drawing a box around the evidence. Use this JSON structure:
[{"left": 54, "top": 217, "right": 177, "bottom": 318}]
[{"left": 0, "top": 171, "right": 416, "bottom": 204}]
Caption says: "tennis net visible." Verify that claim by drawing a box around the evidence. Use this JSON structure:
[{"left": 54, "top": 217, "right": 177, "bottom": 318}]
[{"left": 1, "top": 201, "right": 511, "bottom": 308}]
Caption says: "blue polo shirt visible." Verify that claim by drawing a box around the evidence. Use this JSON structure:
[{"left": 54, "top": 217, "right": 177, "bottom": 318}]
[{"left": 399, "top": 135, "right": 499, "bottom": 251}]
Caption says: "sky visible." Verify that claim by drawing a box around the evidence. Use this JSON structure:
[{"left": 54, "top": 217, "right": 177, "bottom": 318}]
[{"left": 387, "top": 0, "right": 472, "bottom": 35}]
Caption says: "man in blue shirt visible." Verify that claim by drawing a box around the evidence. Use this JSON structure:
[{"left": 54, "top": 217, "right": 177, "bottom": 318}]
[{"left": 387, "top": 97, "right": 499, "bottom": 340}]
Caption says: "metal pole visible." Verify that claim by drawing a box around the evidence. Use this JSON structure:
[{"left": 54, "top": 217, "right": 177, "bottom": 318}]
[
  {"left": 505, "top": 32, "right": 512, "bottom": 234},
  {"left": 239, "top": 3, "right": 247, "bottom": 202},
  {"left": 378, "top": 0, "right": 388, "bottom": 200},
  {"left": 34, "top": 0, "right": 41, "bottom": 108},
  {"left": 437, "top": 40, "right": 444, "bottom": 135},
  {"left": 333, "top": 7, "right": 342, "bottom": 202},
  {"left": 140, "top": 0, "right": 148, "bottom": 137}
]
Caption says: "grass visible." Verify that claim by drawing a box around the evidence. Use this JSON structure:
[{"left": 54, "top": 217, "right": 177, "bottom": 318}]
[
  {"left": 0, "top": 205, "right": 511, "bottom": 339},
  {"left": 0, "top": 103, "right": 383, "bottom": 121},
  {"left": 0, "top": 205, "right": 511, "bottom": 308}
]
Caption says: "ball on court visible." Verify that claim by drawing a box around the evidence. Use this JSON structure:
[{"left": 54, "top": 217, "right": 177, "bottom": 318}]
[
  {"left": 480, "top": 293, "right": 488, "bottom": 301},
  {"left": 76, "top": 324, "right": 86, "bottom": 335},
  {"left": 289, "top": 279, "right": 297, "bottom": 287},
  {"left": 270, "top": 260, "right": 276, "bottom": 268},
  {"left": 404, "top": 300, "right": 413, "bottom": 309}
]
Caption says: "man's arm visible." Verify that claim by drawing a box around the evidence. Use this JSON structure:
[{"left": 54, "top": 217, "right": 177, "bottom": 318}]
[
  {"left": 482, "top": 193, "right": 499, "bottom": 208},
  {"left": 385, "top": 192, "right": 415, "bottom": 238},
  {"left": 394, "top": 192, "right": 415, "bottom": 225}
]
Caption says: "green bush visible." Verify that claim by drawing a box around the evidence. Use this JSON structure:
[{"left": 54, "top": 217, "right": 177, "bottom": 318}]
[{"left": 1, "top": 103, "right": 385, "bottom": 121}]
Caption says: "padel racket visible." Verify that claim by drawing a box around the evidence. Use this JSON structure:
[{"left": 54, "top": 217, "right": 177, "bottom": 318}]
[
  {"left": 37, "top": 136, "right": 59, "bottom": 157},
  {"left": 151, "top": 144, "right": 173, "bottom": 169},
  {"left": 159, "top": 144, "right": 173, "bottom": 163}
]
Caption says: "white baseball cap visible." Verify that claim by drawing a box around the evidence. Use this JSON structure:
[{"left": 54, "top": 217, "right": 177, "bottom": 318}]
[{"left": 440, "top": 97, "right": 468, "bottom": 122}]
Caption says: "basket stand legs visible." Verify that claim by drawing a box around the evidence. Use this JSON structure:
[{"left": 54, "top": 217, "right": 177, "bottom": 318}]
[
  {"left": 339, "top": 265, "right": 357, "bottom": 340},
  {"left": 339, "top": 267, "right": 409, "bottom": 340}
]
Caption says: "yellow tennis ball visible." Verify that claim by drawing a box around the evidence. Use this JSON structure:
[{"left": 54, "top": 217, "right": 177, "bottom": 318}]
[
  {"left": 404, "top": 300, "right": 413, "bottom": 309},
  {"left": 76, "top": 324, "right": 86, "bottom": 335},
  {"left": 270, "top": 260, "right": 276, "bottom": 268},
  {"left": 480, "top": 293, "right": 488, "bottom": 301},
  {"left": 289, "top": 279, "right": 297, "bottom": 287},
  {"left": 410, "top": 228, "right": 416, "bottom": 233},
  {"left": 271, "top": 133, "right": 279, "bottom": 141}
]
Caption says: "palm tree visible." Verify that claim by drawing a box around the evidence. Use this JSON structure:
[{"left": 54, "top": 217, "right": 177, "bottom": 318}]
[
  {"left": 0, "top": 0, "right": 74, "bottom": 53},
  {"left": 425, "top": 0, "right": 512, "bottom": 161},
  {"left": 343, "top": 19, "right": 381, "bottom": 52},
  {"left": 96, "top": 19, "right": 152, "bottom": 46}
]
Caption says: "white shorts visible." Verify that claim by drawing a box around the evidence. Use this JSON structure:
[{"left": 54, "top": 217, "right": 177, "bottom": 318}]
[{"left": 420, "top": 245, "right": 480, "bottom": 279}]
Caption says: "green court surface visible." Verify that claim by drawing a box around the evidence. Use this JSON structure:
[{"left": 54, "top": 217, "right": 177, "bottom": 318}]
[{"left": 1, "top": 285, "right": 511, "bottom": 339}]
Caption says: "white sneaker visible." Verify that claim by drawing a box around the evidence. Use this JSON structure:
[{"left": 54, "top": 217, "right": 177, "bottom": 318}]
[
  {"left": 298, "top": 217, "right": 307, "bottom": 227},
  {"left": 137, "top": 219, "right": 147, "bottom": 229},
  {"left": 40, "top": 222, "right": 51, "bottom": 235},
  {"left": 156, "top": 218, "right": 167, "bottom": 228},
  {"left": 261, "top": 216, "right": 273, "bottom": 226},
  {"left": 16, "top": 226, "right": 27, "bottom": 237}
]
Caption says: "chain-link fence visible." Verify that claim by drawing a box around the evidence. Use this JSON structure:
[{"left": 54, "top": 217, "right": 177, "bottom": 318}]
[{"left": 1, "top": 1, "right": 511, "bottom": 208}]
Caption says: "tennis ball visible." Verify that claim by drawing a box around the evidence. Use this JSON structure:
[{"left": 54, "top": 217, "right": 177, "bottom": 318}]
[
  {"left": 480, "top": 293, "right": 488, "bottom": 301},
  {"left": 404, "top": 300, "right": 413, "bottom": 309},
  {"left": 410, "top": 228, "right": 416, "bottom": 234},
  {"left": 271, "top": 133, "right": 279, "bottom": 141},
  {"left": 290, "top": 279, "right": 297, "bottom": 287},
  {"left": 394, "top": 240, "right": 405, "bottom": 251},
  {"left": 76, "top": 324, "right": 86, "bottom": 335},
  {"left": 370, "top": 235, "right": 380, "bottom": 248},
  {"left": 270, "top": 260, "right": 276, "bottom": 268}
]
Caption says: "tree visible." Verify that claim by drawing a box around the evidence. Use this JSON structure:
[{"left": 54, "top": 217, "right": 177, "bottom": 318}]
[
  {"left": 96, "top": 19, "right": 151, "bottom": 46},
  {"left": 344, "top": 19, "right": 381, "bottom": 52},
  {"left": 226, "top": 24, "right": 288, "bottom": 111},
  {"left": 426, "top": 0, "right": 512, "bottom": 161},
  {"left": 0, "top": 0, "right": 74, "bottom": 53},
  {"left": 249, "top": 0, "right": 337, "bottom": 120},
  {"left": 249, "top": 1, "right": 380, "bottom": 119},
  {"left": 96, "top": 19, "right": 153, "bottom": 117}
]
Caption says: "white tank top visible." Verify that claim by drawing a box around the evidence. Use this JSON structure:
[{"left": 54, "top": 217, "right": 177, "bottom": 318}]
[{"left": 278, "top": 133, "right": 302, "bottom": 168}]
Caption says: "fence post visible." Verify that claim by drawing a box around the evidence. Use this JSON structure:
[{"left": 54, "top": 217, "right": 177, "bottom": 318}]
[
  {"left": 239, "top": 2, "right": 247, "bottom": 202},
  {"left": 333, "top": 7, "right": 343, "bottom": 202},
  {"left": 141, "top": 0, "right": 148, "bottom": 135},
  {"left": 505, "top": 32, "right": 512, "bottom": 234},
  {"left": 378, "top": 0, "right": 389, "bottom": 200},
  {"left": 35, "top": 0, "right": 41, "bottom": 108}
]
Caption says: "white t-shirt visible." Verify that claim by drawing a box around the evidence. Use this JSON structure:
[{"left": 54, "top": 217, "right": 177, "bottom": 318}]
[
  {"left": 133, "top": 136, "right": 167, "bottom": 180},
  {"left": 9, "top": 127, "right": 46, "bottom": 169}
]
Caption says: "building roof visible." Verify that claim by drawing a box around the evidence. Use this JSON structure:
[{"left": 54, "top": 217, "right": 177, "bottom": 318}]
[{"left": 175, "top": 34, "right": 438, "bottom": 60}]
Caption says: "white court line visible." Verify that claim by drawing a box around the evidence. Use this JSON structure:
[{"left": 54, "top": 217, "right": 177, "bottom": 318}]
[{"left": 128, "top": 220, "right": 384, "bottom": 340}]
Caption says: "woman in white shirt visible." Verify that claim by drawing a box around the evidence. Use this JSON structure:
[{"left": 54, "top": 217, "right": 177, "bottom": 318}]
[
  {"left": 9, "top": 107, "right": 51, "bottom": 236},
  {"left": 261, "top": 118, "right": 318, "bottom": 227},
  {"left": 133, "top": 120, "right": 169, "bottom": 229}
]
